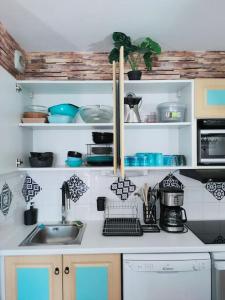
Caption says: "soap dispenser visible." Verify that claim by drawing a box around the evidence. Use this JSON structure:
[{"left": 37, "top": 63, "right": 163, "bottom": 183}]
[{"left": 24, "top": 202, "right": 38, "bottom": 225}]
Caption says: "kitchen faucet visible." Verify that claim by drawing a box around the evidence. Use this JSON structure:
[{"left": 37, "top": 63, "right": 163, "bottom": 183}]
[{"left": 61, "top": 181, "right": 71, "bottom": 224}]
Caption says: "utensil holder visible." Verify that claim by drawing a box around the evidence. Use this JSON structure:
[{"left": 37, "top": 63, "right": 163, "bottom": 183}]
[{"left": 143, "top": 203, "right": 156, "bottom": 224}]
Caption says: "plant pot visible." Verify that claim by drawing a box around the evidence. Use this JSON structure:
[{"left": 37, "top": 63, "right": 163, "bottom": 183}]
[{"left": 127, "top": 70, "right": 142, "bottom": 80}]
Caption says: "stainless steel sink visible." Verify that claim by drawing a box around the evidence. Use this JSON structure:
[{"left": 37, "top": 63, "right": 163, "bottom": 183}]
[{"left": 20, "top": 223, "right": 85, "bottom": 246}]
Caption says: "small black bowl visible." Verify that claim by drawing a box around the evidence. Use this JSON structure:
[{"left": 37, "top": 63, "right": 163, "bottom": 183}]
[
  {"left": 30, "top": 152, "right": 53, "bottom": 159},
  {"left": 67, "top": 151, "right": 82, "bottom": 158},
  {"left": 92, "top": 132, "right": 113, "bottom": 144},
  {"left": 29, "top": 156, "right": 53, "bottom": 168}
]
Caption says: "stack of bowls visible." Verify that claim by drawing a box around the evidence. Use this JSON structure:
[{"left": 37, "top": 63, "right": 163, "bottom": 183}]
[
  {"left": 48, "top": 104, "right": 79, "bottom": 123},
  {"left": 65, "top": 151, "right": 83, "bottom": 167},
  {"left": 22, "top": 105, "right": 48, "bottom": 123}
]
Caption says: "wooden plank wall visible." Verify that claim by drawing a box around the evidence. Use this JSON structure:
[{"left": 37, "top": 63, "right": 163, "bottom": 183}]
[
  {"left": 22, "top": 51, "right": 225, "bottom": 80},
  {"left": 1, "top": 22, "right": 225, "bottom": 80},
  {"left": 0, "top": 22, "right": 26, "bottom": 77}
]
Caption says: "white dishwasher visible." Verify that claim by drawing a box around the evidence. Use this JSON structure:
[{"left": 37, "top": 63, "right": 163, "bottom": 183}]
[{"left": 123, "top": 253, "right": 211, "bottom": 300}]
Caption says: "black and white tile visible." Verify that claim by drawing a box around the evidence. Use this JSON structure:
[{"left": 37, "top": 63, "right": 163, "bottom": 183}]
[
  {"left": 0, "top": 183, "right": 13, "bottom": 216},
  {"left": 110, "top": 177, "right": 136, "bottom": 200},
  {"left": 205, "top": 181, "right": 225, "bottom": 201},
  {"left": 67, "top": 174, "right": 89, "bottom": 203},
  {"left": 22, "top": 175, "right": 42, "bottom": 203},
  {"left": 159, "top": 173, "right": 184, "bottom": 190}
]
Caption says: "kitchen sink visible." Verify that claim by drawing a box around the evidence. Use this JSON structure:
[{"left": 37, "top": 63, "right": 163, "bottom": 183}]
[{"left": 20, "top": 223, "right": 85, "bottom": 246}]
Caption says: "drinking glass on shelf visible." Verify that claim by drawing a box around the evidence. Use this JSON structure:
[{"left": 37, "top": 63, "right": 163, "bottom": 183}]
[
  {"left": 155, "top": 153, "right": 163, "bottom": 166},
  {"left": 143, "top": 112, "right": 157, "bottom": 123}
]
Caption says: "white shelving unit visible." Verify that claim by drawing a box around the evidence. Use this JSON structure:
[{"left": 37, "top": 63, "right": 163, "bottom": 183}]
[
  {"left": 17, "top": 166, "right": 114, "bottom": 172},
  {"left": 15, "top": 78, "right": 223, "bottom": 173},
  {"left": 19, "top": 123, "right": 113, "bottom": 130},
  {"left": 124, "top": 79, "right": 195, "bottom": 169},
  {"left": 15, "top": 80, "right": 115, "bottom": 170}
]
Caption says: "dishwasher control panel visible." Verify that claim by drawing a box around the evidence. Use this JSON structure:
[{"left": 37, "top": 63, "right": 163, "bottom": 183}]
[{"left": 124, "top": 260, "right": 209, "bottom": 272}]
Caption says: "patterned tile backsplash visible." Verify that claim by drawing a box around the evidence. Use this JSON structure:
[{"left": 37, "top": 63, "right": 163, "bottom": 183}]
[
  {"left": 110, "top": 177, "right": 136, "bottom": 200},
  {"left": 67, "top": 174, "right": 89, "bottom": 203},
  {"left": 22, "top": 175, "right": 42, "bottom": 203},
  {"left": 159, "top": 173, "right": 184, "bottom": 190},
  {"left": 205, "top": 181, "right": 225, "bottom": 201},
  {"left": 0, "top": 183, "right": 13, "bottom": 216},
  {"left": 0, "top": 173, "right": 25, "bottom": 224},
  {"left": 0, "top": 170, "right": 225, "bottom": 224}
]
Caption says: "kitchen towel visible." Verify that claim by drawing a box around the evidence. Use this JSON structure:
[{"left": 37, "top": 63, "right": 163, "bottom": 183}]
[
  {"left": 0, "top": 183, "right": 13, "bottom": 216},
  {"left": 22, "top": 175, "right": 42, "bottom": 203},
  {"left": 110, "top": 177, "right": 136, "bottom": 201},
  {"left": 205, "top": 181, "right": 225, "bottom": 200},
  {"left": 67, "top": 174, "right": 89, "bottom": 203},
  {"left": 159, "top": 173, "right": 184, "bottom": 190}
]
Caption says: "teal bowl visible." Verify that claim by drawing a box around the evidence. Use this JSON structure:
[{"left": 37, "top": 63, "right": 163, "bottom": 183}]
[
  {"left": 67, "top": 156, "right": 82, "bottom": 162},
  {"left": 65, "top": 159, "right": 82, "bottom": 167},
  {"left": 48, "top": 115, "right": 74, "bottom": 123},
  {"left": 49, "top": 104, "right": 79, "bottom": 117}
]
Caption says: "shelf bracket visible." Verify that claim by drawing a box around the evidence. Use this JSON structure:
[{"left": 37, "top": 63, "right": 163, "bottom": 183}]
[{"left": 16, "top": 84, "right": 22, "bottom": 93}]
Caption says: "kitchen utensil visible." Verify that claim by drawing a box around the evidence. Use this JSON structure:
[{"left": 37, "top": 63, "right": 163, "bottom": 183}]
[
  {"left": 65, "top": 159, "right": 82, "bottom": 167},
  {"left": 23, "top": 112, "right": 48, "bottom": 118},
  {"left": 91, "top": 146, "right": 112, "bottom": 155},
  {"left": 157, "top": 101, "right": 186, "bottom": 122},
  {"left": 67, "top": 156, "right": 82, "bottom": 162},
  {"left": 48, "top": 104, "right": 79, "bottom": 117},
  {"left": 79, "top": 105, "right": 113, "bottom": 123},
  {"left": 24, "top": 105, "right": 48, "bottom": 114},
  {"left": 29, "top": 156, "right": 53, "bottom": 168},
  {"left": 102, "top": 201, "right": 143, "bottom": 236},
  {"left": 155, "top": 153, "right": 163, "bottom": 166},
  {"left": 47, "top": 115, "right": 74, "bottom": 123},
  {"left": 141, "top": 224, "right": 160, "bottom": 233},
  {"left": 92, "top": 132, "right": 113, "bottom": 144},
  {"left": 21, "top": 118, "right": 46, "bottom": 123},
  {"left": 124, "top": 93, "right": 142, "bottom": 123},
  {"left": 97, "top": 197, "right": 106, "bottom": 211},
  {"left": 86, "top": 155, "right": 113, "bottom": 166},
  {"left": 30, "top": 152, "right": 53, "bottom": 159},
  {"left": 67, "top": 151, "right": 82, "bottom": 158},
  {"left": 143, "top": 112, "right": 157, "bottom": 123},
  {"left": 159, "top": 188, "right": 187, "bottom": 233}
]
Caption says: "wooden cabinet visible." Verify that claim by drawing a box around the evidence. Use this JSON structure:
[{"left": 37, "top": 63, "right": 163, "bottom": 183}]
[
  {"left": 63, "top": 254, "right": 121, "bottom": 300},
  {"left": 5, "top": 254, "right": 121, "bottom": 300},
  {"left": 195, "top": 79, "right": 225, "bottom": 118},
  {"left": 5, "top": 255, "right": 62, "bottom": 300}
]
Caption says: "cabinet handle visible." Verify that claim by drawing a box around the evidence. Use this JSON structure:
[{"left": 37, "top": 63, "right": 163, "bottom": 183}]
[
  {"left": 64, "top": 267, "right": 70, "bottom": 274},
  {"left": 54, "top": 267, "right": 60, "bottom": 275}
]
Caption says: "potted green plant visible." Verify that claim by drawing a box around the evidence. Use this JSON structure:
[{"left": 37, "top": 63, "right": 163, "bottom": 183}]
[{"left": 108, "top": 32, "right": 161, "bottom": 80}]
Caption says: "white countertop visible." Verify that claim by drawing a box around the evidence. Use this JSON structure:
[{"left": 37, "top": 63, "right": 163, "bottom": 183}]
[{"left": 1, "top": 221, "right": 225, "bottom": 256}]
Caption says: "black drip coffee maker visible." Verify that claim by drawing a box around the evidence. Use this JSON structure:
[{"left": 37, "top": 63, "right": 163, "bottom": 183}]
[{"left": 159, "top": 188, "right": 187, "bottom": 233}]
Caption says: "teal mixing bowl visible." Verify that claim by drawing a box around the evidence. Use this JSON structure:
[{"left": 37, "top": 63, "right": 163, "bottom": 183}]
[
  {"left": 48, "top": 104, "right": 79, "bottom": 117},
  {"left": 65, "top": 159, "right": 82, "bottom": 167}
]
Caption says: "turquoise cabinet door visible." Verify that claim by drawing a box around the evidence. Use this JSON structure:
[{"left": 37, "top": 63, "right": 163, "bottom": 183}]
[
  {"left": 75, "top": 266, "right": 108, "bottom": 300},
  {"left": 17, "top": 268, "right": 50, "bottom": 300},
  {"left": 207, "top": 90, "right": 225, "bottom": 105},
  {"left": 5, "top": 255, "right": 62, "bottom": 300}
]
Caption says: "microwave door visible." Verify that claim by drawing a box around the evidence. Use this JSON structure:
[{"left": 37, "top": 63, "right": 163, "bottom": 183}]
[{"left": 200, "top": 130, "right": 225, "bottom": 164}]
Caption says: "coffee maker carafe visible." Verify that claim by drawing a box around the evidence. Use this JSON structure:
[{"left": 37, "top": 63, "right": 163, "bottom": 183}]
[
  {"left": 124, "top": 93, "right": 142, "bottom": 123},
  {"left": 159, "top": 189, "right": 187, "bottom": 233}
]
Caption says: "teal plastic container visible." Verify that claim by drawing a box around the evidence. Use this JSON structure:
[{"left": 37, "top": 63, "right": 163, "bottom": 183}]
[{"left": 48, "top": 104, "right": 79, "bottom": 117}]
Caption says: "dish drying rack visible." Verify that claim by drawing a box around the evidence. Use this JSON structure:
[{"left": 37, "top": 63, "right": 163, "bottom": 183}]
[{"left": 102, "top": 201, "right": 143, "bottom": 236}]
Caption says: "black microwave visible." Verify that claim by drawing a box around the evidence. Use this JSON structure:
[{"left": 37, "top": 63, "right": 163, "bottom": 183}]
[{"left": 198, "top": 119, "right": 225, "bottom": 165}]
